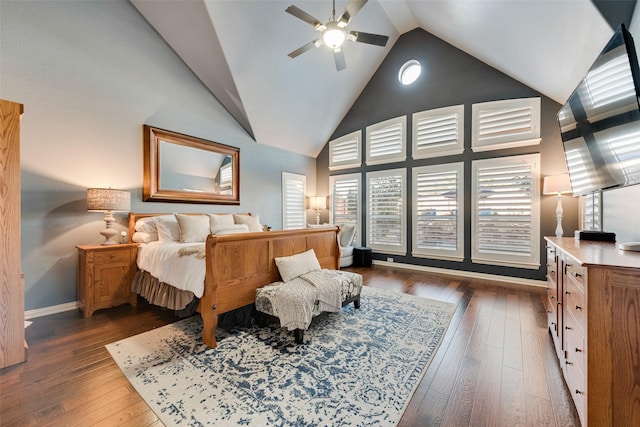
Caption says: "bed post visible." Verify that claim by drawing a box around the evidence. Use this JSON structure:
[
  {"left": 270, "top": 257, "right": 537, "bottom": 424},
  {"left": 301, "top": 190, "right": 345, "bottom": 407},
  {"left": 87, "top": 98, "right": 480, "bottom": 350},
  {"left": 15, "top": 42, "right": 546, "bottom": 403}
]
[{"left": 201, "top": 234, "right": 220, "bottom": 348}]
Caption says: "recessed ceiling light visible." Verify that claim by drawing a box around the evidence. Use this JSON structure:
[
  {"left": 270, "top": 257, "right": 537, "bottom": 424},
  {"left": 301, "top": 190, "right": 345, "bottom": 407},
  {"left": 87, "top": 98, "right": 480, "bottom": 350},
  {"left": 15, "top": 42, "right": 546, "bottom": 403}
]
[{"left": 399, "top": 60, "right": 422, "bottom": 85}]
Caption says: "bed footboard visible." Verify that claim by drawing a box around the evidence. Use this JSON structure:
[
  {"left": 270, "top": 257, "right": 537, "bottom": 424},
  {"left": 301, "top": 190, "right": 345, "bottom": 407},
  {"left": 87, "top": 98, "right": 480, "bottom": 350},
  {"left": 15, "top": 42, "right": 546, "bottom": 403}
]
[{"left": 200, "top": 227, "right": 340, "bottom": 348}]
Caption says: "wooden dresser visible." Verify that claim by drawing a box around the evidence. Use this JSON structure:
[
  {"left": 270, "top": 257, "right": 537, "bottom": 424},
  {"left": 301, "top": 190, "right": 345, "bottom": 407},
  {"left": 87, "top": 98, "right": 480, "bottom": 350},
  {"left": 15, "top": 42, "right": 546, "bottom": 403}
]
[
  {"left": 0, "top": 99, "right": 25, "bottom": 369},
  {"left": 545, "top": 237, "right": 640, "bottom": 426}
]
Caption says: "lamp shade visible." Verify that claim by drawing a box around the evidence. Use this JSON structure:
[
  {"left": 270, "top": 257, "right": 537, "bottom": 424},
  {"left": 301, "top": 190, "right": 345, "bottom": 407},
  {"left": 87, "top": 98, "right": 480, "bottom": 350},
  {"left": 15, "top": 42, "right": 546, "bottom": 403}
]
[
  {"left": 543, "top": 174, "right": 572, "bottom": 195},
  {"left": 309, "top": 196, "right": 326, "bottom": 210},
  {"left": 87, "top": 188, "right": 131, "bottom": 212}
]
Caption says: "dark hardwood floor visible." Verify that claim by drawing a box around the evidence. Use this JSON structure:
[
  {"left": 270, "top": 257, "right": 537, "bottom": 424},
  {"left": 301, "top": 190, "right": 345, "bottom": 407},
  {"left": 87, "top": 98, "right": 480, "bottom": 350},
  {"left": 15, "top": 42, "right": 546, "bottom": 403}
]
[{"left": 0, "top": 265, "right": 580, "bottom": 426}]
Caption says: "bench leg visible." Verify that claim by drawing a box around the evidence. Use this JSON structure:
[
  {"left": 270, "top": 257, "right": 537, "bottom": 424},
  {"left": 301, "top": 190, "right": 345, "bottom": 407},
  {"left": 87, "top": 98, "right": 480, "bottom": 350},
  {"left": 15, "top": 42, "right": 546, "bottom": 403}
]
[
  {"left": 354, "top": 295, "right": 361, "bottom": 310},
  {"left": 294, "top": 329, "right": 304, "bottom": 344}
]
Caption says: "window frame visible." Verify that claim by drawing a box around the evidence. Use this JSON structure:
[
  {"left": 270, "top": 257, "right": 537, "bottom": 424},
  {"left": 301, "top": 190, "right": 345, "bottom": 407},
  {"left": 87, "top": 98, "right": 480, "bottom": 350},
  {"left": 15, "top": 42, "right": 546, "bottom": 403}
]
[
  {"left": 412, "top": 105, "right": 465, "bottom": 159},
  {"left": 366, "top": 116, "right": 407, "bottom": 165},
  {"left": 471, "top": 97, "right": 541, "bottom": 152},
  {"left": 471, "top": 153, "right": 541, "bottom": 269},
  {"left": 329, "top": 173, "right": 362, "bottom": 246},
  {"left": 281, "top": 172, "right": 306, "bottom": 230},
  {"left": 412, "top": 162, "right": 464, "bottom": 261},
  {"left": 329, "top": 130, "right": 361, "bottom": 171},
  {"left": 366, "top": 168, "right": 407, "bottom": 255}
]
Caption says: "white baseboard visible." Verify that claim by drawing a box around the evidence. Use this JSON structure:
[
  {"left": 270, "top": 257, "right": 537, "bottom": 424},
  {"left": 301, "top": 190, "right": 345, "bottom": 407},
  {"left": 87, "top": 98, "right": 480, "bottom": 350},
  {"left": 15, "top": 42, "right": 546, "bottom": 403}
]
[
  {"left": 372, "top": 260, "right": 547, "bottom": 289},
  {"left": 24, "top": 301, "right": 80, "bottom": 320}
]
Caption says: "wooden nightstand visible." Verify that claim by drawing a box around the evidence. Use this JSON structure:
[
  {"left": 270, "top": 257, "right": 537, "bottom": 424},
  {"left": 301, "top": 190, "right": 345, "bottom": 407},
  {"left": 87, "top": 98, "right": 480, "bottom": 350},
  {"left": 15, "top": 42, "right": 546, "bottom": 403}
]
[{"left": 76, "top": 243, "right": 138, "bottom": 318}]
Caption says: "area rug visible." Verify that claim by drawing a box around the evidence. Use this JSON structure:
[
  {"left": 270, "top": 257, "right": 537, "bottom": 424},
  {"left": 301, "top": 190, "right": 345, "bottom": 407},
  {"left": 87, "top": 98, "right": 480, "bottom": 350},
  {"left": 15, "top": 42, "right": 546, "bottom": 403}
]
[{"left": 106, "top": 286, "right": 456, "bottom": 426}]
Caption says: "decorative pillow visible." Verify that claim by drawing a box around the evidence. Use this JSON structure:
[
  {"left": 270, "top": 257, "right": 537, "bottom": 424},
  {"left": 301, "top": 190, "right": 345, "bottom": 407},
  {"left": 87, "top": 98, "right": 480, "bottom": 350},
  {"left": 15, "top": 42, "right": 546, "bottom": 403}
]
[
  {"left": 211, "top": 224, "right": 249, "bottom": 235},
  {"left": 132, "top": 231, "right": 158, "bottom": 243},
  {"left": 275, "top": 249, "right": 321, "bottom": 282},
  {"left": 175, "top": 214, "right": 210, "bottom": 243},
  {"left": 134, "top": 217, "right": 157, "bottom": 233},
  {"left": 213, "top": 225, "right": 250, "bottom": 235},
  {"left": 233, "top": 214, "right": 263, "bottom": 232},
  {"left": 154, "top": 214, "right": 180, "bottom": 243},
  {"left": 208, "top": 213, "right": 234, "bottom": 232},
  {"left": 339, "top": 224, "right": 356, "bottom": 247}
]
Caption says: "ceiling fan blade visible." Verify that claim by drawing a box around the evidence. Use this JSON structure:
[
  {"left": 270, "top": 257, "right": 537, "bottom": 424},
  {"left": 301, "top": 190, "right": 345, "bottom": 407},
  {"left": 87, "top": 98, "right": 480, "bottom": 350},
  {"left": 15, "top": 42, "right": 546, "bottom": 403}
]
[
  {"left": 333, "top": 49, "right": 346, "bottom": 71},
  {"left": 288, "top": 40, "right": 320, "bottom": 58},
  {"left": 350, "top": 31, "right": 389, "bottom": 47},
  {"left": 338, "top": 0, "right": 367, "bottom": 26},
  {"left": 285, "top": 5, "right": 322, "bottom": 28}
]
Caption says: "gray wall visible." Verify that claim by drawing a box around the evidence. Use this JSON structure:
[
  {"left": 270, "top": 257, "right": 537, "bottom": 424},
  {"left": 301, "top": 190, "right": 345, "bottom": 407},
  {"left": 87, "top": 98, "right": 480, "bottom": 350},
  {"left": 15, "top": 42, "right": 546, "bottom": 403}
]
[
  {"left": 1, "top": 1, "right": 316, "bottom": 311},
  {"left": 317, "top": 29, "right": 579, "bottom": 281}
]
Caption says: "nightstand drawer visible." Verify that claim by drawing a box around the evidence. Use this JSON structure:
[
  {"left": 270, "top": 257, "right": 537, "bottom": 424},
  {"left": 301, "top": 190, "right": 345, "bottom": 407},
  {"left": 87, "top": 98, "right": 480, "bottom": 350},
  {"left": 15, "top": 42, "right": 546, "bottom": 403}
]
[{"left": 93, "top": 248, "right": 132, "bottom": 264}]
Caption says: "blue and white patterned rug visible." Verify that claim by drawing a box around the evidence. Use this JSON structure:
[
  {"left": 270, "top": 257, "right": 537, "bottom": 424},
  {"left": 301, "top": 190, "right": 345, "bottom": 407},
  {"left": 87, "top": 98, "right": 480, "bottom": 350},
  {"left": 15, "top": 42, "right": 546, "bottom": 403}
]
[{"left": 106, "top": 286, "right": 456, "bottom": 426}]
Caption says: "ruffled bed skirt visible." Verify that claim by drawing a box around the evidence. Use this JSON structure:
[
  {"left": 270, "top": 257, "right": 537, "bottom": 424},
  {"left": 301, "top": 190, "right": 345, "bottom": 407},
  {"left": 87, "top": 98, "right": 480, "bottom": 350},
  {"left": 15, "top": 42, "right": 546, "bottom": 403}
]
[{"left": 132, "top": 269, "right": 198, "bottom": 315}]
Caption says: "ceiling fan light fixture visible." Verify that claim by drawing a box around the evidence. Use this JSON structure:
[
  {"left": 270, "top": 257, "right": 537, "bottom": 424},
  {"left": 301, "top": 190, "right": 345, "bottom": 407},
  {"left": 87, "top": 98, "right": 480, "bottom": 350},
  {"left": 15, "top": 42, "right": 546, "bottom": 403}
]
[
  {"left": 323, "top": 23, "right": 346, "bottom": 49},
  {"left": 399, "top": 60, "right": 422, "bottom": 85}
]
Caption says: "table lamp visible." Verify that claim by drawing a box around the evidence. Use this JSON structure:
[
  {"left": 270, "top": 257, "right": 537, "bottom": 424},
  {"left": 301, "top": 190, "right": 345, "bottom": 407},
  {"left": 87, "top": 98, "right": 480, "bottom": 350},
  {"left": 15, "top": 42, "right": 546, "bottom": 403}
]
[
  {"left": 543, "top": 174, "right": 572, "bottom": 238},
  {"left": 309, "top": 196, "right": 326, "bottom": 225},
  {"left": 87, "top": 188, "right": 131, "bottom": 245}
]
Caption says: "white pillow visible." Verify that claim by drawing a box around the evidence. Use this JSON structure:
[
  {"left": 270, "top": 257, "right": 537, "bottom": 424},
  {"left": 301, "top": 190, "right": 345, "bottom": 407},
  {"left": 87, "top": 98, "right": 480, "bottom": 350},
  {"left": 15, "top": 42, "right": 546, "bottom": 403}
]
[
  {"left": 132, "top": 231, "right": 158, "bottom": 243},
  {"left": 134, "top": 217, "right": 157, "bottom": 233},
  {"left": 339, "top": 224, "right": 356, "bottom": 247},
  {"left": 208, "top": 213, "right": 234, "bottom": 232},
  {"left": 155, "top": 215, "right": 180, "bottom": 243},
  {"left": 175, "top": 214, "right": 210, "bottom": 243},
  {"left": 214, "top": 225, "right": 250, "bottom": 235},
  {"left": 211, "top": 224, "right": 249, "bottom": 235},
  {"left": 233, "top": 214, "right": 263, "bottom": 232},
  {"left": 275, "top": 249, "right": 321, "bottom": 282}
]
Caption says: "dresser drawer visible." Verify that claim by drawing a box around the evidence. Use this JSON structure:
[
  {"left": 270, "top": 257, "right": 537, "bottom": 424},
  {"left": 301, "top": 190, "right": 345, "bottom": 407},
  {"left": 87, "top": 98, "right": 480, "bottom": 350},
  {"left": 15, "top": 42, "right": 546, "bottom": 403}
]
[
  {"left": 565, "top": 275, "right": 586, "bottom": 331},
  {"left": 564, "top": 355, "right": 587, "bottom": 426},
  {"left": 546, "top": 245, "right": 556, "bottom": 266},
  {"left": 93, "top": 248, "right": 133, "bottom": 264},
  {"left": 565, "top": 262, "right": 586, "bottom": 289},
  {"left": 564, "top": 314, "right": 586, "bottom": 374}
]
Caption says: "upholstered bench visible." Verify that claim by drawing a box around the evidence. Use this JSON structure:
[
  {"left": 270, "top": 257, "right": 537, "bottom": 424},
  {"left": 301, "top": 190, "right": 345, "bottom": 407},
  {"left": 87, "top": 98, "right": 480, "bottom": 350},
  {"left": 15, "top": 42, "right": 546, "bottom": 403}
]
[{"left": 255, "top": 269, "right": 363, "bottom": 343}]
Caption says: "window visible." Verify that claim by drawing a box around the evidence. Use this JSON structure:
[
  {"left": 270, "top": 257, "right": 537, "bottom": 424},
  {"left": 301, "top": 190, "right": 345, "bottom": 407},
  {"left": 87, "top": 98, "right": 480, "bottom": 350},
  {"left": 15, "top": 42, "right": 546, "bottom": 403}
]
[
  {"left": 330, "top": 174, "right": 361, "bottom": 246},
  {"left": 366, "top": 169, "right": 406, "bottom": 255},
  {"left": 412, "top": 105, "right": 464, "bottom": 159},
  {"left": 580, "top": 191, "right": 602, "bottom": 231},
  {"left": 472, "top": 154, "right": 540, "bottom": 269},
  {"left": 282, "top": 172, "right": 306, "bottom": 230},
  {"left": 412, "top": 163, "right": 464, "bottom": 261},
  {"left": 366, "top": 116, "right": 407, "bottom": 165},
  {"left": 471, "top": 97, "right": 541, "bottom": 152},
  {"left": 329, "top": 131, "right": 361, "bottom": 170}
]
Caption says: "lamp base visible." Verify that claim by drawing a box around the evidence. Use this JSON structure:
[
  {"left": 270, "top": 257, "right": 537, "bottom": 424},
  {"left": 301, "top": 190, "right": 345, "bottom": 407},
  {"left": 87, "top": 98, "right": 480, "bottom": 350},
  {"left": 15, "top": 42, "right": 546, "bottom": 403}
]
[
  {"left": 554, "top": 196, "right": 564, "bottom": 238},
  {"left": 100, "top": 211, "right": 119, "bottom": 245}
]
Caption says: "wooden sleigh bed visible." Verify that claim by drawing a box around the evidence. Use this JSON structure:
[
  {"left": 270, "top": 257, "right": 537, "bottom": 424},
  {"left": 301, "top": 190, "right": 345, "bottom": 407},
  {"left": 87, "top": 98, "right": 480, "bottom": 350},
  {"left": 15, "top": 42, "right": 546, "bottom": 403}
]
[{"left": 128, "top": 213, "right": 340, "bottom": 348}]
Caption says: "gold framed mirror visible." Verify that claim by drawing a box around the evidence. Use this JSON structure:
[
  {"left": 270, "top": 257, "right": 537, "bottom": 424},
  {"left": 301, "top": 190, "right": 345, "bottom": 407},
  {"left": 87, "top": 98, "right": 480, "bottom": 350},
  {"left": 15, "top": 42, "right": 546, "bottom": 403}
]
[{"left": 143, "top": 125, "right": 240, "bottom": 204}]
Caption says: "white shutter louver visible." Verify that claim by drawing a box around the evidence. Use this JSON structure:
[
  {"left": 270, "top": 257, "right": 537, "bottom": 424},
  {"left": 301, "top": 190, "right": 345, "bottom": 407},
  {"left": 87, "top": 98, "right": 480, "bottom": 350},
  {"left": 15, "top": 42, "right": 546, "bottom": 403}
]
[
  {"left": 472, "top": 98, "right": 541, "bottom": 152},
  {"left": 472, "top": 154, "right": 540, "bottom": 269},
  {"left": 413, "top": 105, "right": 464, "bottom": 159},
  {"left": 282, "top": 172, "right": 306, "bottom": 230},
  {"left": 581, "top": 192, "right": 601, "bottom": 231},
  {"left": 412, "top": 163, "right": 464, "bottom": 260},
  {"left": 329, "top": 131, "right": 361, "bottom": 170},
  {"left": 367, "top": 169, "right": 406, "bottom": 254},
  {"left": 366, "top": 116, "right": 406, "bottom": 165}
]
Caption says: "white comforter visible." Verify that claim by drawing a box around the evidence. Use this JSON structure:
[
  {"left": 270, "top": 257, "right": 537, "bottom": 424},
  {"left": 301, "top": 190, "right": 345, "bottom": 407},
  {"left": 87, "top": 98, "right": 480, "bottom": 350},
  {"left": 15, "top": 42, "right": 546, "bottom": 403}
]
[{"left": 136, "top": 242, "right": 206, "bottom": 298}]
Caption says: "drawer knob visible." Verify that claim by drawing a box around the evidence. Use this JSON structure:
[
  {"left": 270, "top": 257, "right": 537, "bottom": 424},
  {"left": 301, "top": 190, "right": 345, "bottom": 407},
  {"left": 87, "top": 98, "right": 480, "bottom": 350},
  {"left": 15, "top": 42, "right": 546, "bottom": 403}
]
[
  {"left": 575, "top": 347, "right": 582, "bottom": 353},
  {"left": 566, "top": 360, "right": 573, "bottom": 366},
  {"left": 550, "top": 295, "right": 555, "bottom": 300},
  {"left": 575, "top": 389, "right": 584, "bottom": 395},
  {"left": 575, "top": 305, "right": 582, "bottom": 310},
  {"left": 565, "top": 290, "right": 571, "bottom": 295},
  {"left": 575, "top": 272, "right": 582, "bottom": 278},
  {"left": 565, "top": 325, "right": 572, "bottom": 330}
]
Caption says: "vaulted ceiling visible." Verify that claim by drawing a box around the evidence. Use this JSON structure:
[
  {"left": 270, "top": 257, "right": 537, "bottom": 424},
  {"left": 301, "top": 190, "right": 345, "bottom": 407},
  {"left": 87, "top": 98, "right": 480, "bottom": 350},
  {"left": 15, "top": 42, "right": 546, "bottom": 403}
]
[{"left": 131, "top": 0, "right": 634, "bottom": 158}]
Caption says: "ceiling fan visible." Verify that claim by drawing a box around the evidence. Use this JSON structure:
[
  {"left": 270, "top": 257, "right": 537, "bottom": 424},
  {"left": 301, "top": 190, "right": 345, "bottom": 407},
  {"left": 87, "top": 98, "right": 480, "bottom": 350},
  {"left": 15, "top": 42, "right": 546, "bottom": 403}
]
[{"left": 285, "top": 0, "right": 389, "bottom": 71}]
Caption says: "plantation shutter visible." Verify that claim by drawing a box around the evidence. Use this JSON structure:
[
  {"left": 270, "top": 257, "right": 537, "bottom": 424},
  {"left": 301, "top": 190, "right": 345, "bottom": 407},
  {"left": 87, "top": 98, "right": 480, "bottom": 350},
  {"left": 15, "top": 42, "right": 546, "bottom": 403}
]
[
  {"left": 581, "top": 192, "right": 601, "bottom": 231},
  {"left": 472, "top": 154, "right": 540, "bottom": 269},
  {"left": 472, "top": 98, "right": 541, "bottom": 151},
  {"left": 366, "top": 116, "right": 406, "bottom": 165},
  {"left": 413, "top": 105, "right": 464, "bottom": 159},
  {"left": 413, "top": 163, "right": 464, "bottom": 260},
  {"left": 583, "top": 53, "right": 635, "bottom": 110},
  {"left": 219, "top": 163, "right": 232, "bottom": 194},
  {"left": 367, "top": 169, "right": 406, "bottom": 254},
  {"left": 329, "top": 131, "right": 361, "bottom": 170},
  {"left": 282, "top": 172, "right": 306, "bottom": 230},
  {"left": 330, "top": 174, "right": 361, "bottom": 245}
]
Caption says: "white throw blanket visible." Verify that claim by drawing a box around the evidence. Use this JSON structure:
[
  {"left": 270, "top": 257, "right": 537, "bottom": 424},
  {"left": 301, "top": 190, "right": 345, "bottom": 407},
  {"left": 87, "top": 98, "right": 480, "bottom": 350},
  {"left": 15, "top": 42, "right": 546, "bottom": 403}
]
[{"left": 265, "top": 271, "right": 344, "bottom": 331}]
